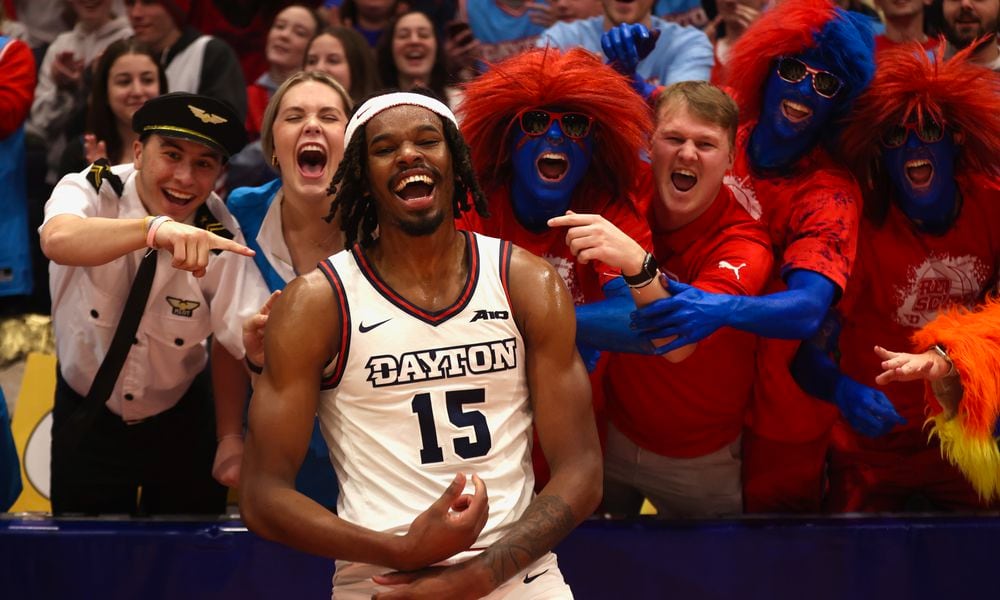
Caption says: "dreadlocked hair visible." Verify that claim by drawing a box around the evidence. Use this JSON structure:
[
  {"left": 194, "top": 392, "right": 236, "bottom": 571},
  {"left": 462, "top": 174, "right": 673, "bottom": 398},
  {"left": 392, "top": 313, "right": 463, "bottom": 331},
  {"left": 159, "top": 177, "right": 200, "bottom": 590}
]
[
  {"left": 325, "top": 117, "right": 489, "bottom": 249},
  {"left": 458, "top": 47, "right": 652, "bottom": 200},
  {"left": 841, "top": 42, "right": 1000, "bottom": 225},
  {"left": 725, "top": 0, "right": 876, "bottom": 125}
]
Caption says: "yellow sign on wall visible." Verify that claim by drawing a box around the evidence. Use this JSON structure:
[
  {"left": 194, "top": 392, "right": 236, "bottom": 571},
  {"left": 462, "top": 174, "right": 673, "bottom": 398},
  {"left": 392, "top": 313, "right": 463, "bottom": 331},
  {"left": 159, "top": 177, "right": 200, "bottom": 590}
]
[{"left": 10, "top": 352, "right": 56, "bottom": 513}]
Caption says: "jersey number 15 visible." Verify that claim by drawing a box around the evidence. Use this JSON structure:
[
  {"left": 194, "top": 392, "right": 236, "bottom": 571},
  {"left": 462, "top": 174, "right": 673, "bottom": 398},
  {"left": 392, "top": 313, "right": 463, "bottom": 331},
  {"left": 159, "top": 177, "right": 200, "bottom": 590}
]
[{"left": 411, "top": 389, "right": 492, "bottom": 464}]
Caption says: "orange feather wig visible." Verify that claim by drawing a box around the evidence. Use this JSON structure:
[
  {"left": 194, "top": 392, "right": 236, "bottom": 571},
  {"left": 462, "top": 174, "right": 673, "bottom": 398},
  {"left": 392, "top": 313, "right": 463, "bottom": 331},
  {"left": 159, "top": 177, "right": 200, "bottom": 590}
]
[
  {"left": 913, "top": 297, "right": 1000, "bottom": 500},
  {"left": 458, "top": 47, "right": 652, "bottom": 198}
]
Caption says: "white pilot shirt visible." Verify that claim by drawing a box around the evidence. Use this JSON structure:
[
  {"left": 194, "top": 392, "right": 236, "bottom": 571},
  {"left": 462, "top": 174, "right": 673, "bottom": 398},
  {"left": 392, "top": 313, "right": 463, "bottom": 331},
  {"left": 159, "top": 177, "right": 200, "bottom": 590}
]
[{"left": 43, "top": 163, "right": 268, "bottom": 422}]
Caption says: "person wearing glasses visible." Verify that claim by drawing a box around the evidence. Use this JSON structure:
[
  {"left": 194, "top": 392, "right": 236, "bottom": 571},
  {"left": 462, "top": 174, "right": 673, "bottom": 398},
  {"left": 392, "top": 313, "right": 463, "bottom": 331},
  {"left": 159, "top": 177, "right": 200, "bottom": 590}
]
[
  {"left": 605, "top": 0, "right": 878, "bottom": 513},
  {"left": 458, "top": 47, "right": 653, "bottom": 490},
  {"left": 789, "top": 45, "right": 1000, "bottom": 512},
  {"left": 549, "top": 81, "right": 773, "bottom": 518}
]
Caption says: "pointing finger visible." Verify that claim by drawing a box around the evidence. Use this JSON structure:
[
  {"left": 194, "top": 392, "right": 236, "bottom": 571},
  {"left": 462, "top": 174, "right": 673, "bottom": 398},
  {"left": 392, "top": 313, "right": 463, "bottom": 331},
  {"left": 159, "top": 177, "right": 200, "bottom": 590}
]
[
  {"left": 212, "top": 235, "right": 256, "bottom": 257},
  {"left": 547, "top": 212, "right": 594, "bottom": 228},
  {"left": 261, "top": 290, "right": 282, "bottom": 315}
]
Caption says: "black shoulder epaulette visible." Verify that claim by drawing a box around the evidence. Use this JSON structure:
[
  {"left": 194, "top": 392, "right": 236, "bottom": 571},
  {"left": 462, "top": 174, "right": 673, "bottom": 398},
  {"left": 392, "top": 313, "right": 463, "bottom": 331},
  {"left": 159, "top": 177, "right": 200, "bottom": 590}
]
[
  {"left": 194, "top": 203, "right": 234, "bottom": 255},
  {"left": 85, "top": 158, "right": 124, "bottom": 197}
]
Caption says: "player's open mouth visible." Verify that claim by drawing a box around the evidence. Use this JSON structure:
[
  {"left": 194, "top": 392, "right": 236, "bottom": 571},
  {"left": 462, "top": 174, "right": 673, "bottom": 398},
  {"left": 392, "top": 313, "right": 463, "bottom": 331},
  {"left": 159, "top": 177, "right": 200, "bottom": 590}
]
[
  {"left": 781, "top": 100, "right": 812, "bottom": 123},
  {"left": 671, "top": 169, "right": 697, "bottom": 192},
  {"left": 297, "top": 143, "right": 328, "bottom": 178},
  {"left": 905, "top": 159, "right": 933, "bottom": 188},
  {"left": 162, "top": 188, "right": 195, "bottom": 207},
  {"left": 536, "top": 152, "right": 569, "bottom": 182},
  {"left": 394, "top": 172, "right": 436, "bottom": 204}
]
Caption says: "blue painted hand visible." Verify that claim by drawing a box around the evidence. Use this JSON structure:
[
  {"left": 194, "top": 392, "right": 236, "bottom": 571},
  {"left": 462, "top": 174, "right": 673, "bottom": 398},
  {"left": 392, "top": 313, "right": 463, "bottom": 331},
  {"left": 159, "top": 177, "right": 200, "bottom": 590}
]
[
  {"left": 833, "top": 377, "right": 907, "bottom": 438},
  {"left": 630, "top": 278, "right": 734, "bottom": 355}
]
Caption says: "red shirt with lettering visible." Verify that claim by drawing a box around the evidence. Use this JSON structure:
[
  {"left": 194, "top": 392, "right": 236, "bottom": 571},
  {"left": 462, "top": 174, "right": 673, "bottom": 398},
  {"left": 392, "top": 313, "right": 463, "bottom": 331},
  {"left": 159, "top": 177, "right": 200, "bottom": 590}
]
[
  {"left": 732, "top": 122, "right": 863, "bottom": 442},
  {"left": 834, "top": 173, "right": 1000, "bottom": 452}
]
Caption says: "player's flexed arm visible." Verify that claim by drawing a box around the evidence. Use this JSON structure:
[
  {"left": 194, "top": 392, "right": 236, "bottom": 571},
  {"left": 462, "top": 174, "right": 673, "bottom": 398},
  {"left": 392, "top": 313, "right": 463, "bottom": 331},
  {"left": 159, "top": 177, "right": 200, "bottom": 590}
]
[
  {"left": 239, "top": 270, "right": 489, "bottom": 570},
  {"left": 373, "top": 247, "right": 603, "bottom": 599},
  {"left": 482, "top": 247, "right": 602, "bottom": 579}
]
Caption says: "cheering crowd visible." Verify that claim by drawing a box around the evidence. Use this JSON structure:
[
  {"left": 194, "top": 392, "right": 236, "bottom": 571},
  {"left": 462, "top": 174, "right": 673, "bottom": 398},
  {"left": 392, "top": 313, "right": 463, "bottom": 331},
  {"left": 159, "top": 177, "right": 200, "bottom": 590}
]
[{"left": 2, "top": 0, "right": 1000, "bottom": 596}]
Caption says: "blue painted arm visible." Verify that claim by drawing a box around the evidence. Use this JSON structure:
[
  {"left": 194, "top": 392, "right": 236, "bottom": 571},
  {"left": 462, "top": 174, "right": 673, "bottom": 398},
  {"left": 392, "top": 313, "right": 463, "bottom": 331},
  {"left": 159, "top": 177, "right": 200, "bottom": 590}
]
[
  {"left": 600, "top": 24, "right": 660, "bottom": 103},
  {"left": 790, "top": 311, "right": 906, "bottom": 438},
  {"left": 576, "top": 278, "right": 656, "bottom": 357},
  {"left": 631, "top": 270, "right": 837, "bottom": 355}
]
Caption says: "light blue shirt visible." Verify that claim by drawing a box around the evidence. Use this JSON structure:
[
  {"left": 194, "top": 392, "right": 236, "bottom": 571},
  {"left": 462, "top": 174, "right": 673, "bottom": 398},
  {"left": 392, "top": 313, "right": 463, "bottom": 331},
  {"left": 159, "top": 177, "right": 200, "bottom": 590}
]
[
  {"left": 468, "top": 0, "right": 547, "bottom": 64},
  {"left": 537, "top": 15, "right": 713, "bottom": 85},
  {"left": 653, "top": 0, "right": 709, "bottom": 27}
]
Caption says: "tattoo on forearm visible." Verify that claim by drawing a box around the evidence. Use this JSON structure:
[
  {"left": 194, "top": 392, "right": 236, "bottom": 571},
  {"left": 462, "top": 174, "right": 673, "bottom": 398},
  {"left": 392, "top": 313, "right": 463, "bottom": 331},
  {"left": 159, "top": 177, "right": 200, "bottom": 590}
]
[
  {"left": 479, "top": 495, "right": 575, "bottom": 586},
  {"left": 931, "top": 373, "right": 964, "bottom": 412}
]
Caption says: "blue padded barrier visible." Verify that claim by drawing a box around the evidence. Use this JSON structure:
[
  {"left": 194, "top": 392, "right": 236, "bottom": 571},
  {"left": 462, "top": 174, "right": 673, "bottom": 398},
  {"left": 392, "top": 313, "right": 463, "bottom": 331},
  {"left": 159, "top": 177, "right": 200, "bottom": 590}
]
[{"left": 0, "top": 514, "right": 996, "bottom": 599}]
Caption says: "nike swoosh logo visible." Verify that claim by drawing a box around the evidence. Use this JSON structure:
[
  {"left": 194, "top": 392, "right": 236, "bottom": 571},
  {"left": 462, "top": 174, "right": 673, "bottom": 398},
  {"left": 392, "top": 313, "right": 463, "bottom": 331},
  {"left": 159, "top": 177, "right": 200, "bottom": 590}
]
[
  {"left": 359, "top": 318, "right": 391, "bottom": 333},
  {"left": 523, "top": 568, "right": 549, "bottom": 584}
]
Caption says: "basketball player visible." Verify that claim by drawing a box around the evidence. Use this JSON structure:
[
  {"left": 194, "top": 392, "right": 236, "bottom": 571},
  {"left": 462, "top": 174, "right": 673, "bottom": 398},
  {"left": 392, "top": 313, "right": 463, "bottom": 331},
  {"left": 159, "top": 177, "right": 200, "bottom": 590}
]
[{"left": 239, "top": 91, "right": 602, "bottom": 599}]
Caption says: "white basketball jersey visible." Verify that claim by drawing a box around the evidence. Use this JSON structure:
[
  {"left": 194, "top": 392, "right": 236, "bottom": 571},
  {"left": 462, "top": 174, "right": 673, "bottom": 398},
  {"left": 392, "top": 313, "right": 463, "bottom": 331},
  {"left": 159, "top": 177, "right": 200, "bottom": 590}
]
[{"left": 317, "top": 232, "right": 534, "bottom": 556}]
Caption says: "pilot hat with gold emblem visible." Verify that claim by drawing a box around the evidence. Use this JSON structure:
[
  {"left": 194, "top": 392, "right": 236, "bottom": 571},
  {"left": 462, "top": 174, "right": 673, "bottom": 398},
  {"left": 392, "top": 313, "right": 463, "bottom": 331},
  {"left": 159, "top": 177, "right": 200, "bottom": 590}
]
[{"left": 132, "top": 92, "right": 247, "bottom": 159}]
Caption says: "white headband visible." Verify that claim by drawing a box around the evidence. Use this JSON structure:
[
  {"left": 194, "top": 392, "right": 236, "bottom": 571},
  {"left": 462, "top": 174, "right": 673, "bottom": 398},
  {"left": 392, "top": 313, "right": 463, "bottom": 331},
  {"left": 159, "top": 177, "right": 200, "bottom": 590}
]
[{"left": 344, "top": 92, "right": 458, "bottom": 147}]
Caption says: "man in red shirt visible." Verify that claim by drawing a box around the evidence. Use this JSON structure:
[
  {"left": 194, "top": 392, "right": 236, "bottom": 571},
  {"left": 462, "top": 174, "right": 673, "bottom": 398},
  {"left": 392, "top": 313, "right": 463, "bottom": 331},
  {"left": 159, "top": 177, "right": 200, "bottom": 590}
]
[
  {"left": 604, "top": 0, "right": 882, "bottom": 512},
  {"left": 793, "top": 45, "right": 1000, "bottom": 511},
  {"left": 551, "top": 81, "right": 772, "bottom": 517}
]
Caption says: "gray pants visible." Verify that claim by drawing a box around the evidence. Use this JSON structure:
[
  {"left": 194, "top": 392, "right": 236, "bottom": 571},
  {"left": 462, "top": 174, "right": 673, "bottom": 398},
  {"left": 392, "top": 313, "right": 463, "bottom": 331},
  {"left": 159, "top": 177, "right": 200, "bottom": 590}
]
[{"left": 602, "top": 424, "right": 742, "bottom": 518}]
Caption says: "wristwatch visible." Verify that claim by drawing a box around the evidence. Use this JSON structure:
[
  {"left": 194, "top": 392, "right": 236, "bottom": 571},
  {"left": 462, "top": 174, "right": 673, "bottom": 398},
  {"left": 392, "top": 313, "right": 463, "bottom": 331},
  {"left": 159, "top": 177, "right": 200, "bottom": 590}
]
[
  {"left": 932, "top": 344, "right": 958, "bottom": 377},
  {"left": 623, "top": 252, "right": 659, "bottom": 288}
]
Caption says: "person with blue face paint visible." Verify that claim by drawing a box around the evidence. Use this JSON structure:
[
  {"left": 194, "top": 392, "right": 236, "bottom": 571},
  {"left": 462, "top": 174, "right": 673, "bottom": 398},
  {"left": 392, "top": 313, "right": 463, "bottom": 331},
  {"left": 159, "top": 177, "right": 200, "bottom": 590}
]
[
  {"left": 791, "top": 44, "right": 1000, "bottom": 512},
  {"left": 508, "top": 109, "right": 595, "bottom": 232},
  {"left": 459, "top": 47, "right": 654, "bottom": 359},
  {"left": 458, "top": 47, "right": 654, "bottom": 488},
  {"left": 605, "top": 0, "right": 877, "bottom": 513}
]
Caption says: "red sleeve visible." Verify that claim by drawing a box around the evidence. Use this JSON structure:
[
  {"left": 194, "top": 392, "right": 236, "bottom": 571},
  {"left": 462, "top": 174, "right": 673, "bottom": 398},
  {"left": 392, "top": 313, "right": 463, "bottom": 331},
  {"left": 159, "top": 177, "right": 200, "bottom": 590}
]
[
  {"left": 693, "top": 217, "right": 773, "bottom": 296},
  {"left": 0, "top": 38, "right": 35, "bottom": 138},
  {"left": 781, "top": 170, "right": 861, "bottom": 295},
  {"left": 244, "top": 84, "right": 270, "bottom": 139}
]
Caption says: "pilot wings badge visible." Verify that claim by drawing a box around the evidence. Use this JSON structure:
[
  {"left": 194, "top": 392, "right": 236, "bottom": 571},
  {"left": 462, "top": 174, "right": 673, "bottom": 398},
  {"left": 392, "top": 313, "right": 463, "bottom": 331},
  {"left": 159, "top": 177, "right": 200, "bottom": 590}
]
[
  {"left": 166, "top": 296, "right": 202, "bottom": 317},
  {"left": 188, "top": 105, "right": 228, "bottom": 124}
]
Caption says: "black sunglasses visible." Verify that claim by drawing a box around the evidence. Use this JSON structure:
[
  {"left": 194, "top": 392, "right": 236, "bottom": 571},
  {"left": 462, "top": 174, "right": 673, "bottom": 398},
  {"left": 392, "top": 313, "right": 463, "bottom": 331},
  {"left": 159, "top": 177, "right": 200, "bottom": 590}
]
[
  {"left": 776, "top": 56, "right": 844, "bottom": 99},
  {"left": 880, "top": 118, "right": 945, "bottom": 148},
  {"left": 517, "top": 109, "right": 594, "bottom": 139}
]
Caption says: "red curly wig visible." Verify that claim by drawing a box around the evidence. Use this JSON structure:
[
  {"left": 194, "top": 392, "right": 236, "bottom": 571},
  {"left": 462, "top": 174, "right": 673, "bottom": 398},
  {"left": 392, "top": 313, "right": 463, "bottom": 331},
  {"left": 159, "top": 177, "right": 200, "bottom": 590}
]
[
  {"left": 840, "top": 42, "right": 1000, "bottom": 178},
  {"left": 458, "top": 47, "right": 652, "bottom": 197}
]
